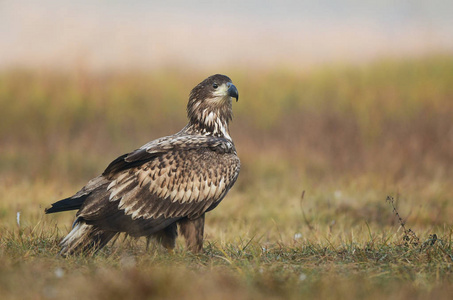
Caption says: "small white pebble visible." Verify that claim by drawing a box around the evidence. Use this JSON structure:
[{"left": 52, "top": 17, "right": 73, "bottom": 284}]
[
  {"left": 299, "top": 273, "right": 307, "bottom": 281},
  {"left": 54, "top": 267, "right": 64, "bottom": 278}
]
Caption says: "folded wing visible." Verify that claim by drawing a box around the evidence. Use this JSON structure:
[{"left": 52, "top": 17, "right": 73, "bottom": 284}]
[{"left": 74, "top": 135, "right": 240, "bottom": 236}]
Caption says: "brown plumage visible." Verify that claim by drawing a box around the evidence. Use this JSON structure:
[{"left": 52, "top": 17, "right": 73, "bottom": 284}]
[{"left": 45, "top": 74, "right": 240, "bottom": 255}]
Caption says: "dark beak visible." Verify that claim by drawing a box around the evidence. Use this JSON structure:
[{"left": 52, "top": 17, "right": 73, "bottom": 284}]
[{"left": 227, "top": 84, "right": 239, "bottom": 102}]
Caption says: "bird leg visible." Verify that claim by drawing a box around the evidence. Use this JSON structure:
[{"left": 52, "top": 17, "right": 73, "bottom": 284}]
[{"left": 178, "top": 214, "right": 205, "bottom": 253}]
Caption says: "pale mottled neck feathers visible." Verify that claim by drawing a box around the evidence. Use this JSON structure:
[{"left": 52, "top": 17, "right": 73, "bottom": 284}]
[
  {"left": 186, "top": 100, "right": 233, "bottom": 139},
  {"left": 185, "top": 108, "right": 232, "bottom": 139}
]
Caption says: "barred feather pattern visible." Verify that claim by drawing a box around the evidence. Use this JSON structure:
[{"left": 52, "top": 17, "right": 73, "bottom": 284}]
[
  {"left": 102, "top": 137, "right": 239, "bottom": 221},
  {"left": 73, "top": 133, "right": 239, "bottom": 218}
]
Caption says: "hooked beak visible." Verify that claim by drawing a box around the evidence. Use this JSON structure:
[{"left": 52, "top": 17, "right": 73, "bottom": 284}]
[{"left": 227, "top": 83, "right": 239, "bottom": 102}]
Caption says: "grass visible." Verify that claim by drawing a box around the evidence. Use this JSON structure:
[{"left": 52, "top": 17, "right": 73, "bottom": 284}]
[{"left": 1, "top": 55, "right": 453, "bottom": 299}]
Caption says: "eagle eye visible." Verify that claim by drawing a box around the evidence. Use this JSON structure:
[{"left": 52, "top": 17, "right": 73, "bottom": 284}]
[{"left": 212, "top": 83, "right": 219, "bottom": 89}]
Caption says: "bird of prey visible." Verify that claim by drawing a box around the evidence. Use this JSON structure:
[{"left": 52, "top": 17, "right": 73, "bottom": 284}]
[{"left": 45, "top": 74, "right": 240, "bottom": 255}]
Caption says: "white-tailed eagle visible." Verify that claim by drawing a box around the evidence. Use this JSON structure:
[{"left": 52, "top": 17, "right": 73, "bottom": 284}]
[{"left": 45, "top": 74, "right": 240, "bottom": 255}]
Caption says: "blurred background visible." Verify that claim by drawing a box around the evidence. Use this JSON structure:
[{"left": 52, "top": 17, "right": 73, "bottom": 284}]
[
  {"left": 1, "top": 0, "right": 453, "bottom": 230},
  {"left": 2, "top": 0, "right": 453, "bottom": 70}
]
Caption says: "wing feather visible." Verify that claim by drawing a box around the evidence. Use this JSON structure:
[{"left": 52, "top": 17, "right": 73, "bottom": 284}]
[
  {"left": 76, "top": 135, "right": 240, "bottom": 235},
  {"left": 182, "top": 181, "right": 193, "bottom": 203},
  {"left": 109, "top": 178, "right": 135, "bottom": 201},
  {"left": 107, "top": 146, "right": 238, "bottom": 220}
]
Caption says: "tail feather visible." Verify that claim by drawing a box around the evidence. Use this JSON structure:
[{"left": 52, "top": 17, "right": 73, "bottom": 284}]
[
  {"left": 45, "top": 195, "right": 87, "bottom": 214},
  {"left": 59, "top": 220, "right": 117, "bottom": 256},
  {"left": 46, "top": 176, "right": 109, "bottom": 214}
]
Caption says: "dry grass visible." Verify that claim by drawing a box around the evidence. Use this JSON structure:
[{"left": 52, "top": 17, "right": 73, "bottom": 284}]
[{"left": 1, "top": 55, "right": 453, "bottom": 299}]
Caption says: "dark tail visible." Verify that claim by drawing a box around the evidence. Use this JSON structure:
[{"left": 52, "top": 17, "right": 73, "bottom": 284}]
[{"left": 45, "top": 195, "right": 88, "bottom": 214}]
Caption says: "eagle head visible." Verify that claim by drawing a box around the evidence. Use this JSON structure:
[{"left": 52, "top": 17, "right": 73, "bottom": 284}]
[{"left": 187, "top": 74, "right": 238, "bottom": 136}]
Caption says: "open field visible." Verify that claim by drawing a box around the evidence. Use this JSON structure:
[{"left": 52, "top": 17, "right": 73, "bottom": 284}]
[{"left": 1, "top": 55, "right": 453, "bottom": 299}]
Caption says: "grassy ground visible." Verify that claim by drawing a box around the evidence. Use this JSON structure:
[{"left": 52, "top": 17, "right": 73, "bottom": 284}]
[{"left": 1, "top": 55, "right": 453, "bottom": 299}]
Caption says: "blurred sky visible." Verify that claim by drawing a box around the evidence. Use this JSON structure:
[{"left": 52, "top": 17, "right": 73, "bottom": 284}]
[{"left": 1, "top": 0, "right": 453, "bottom": 71}]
